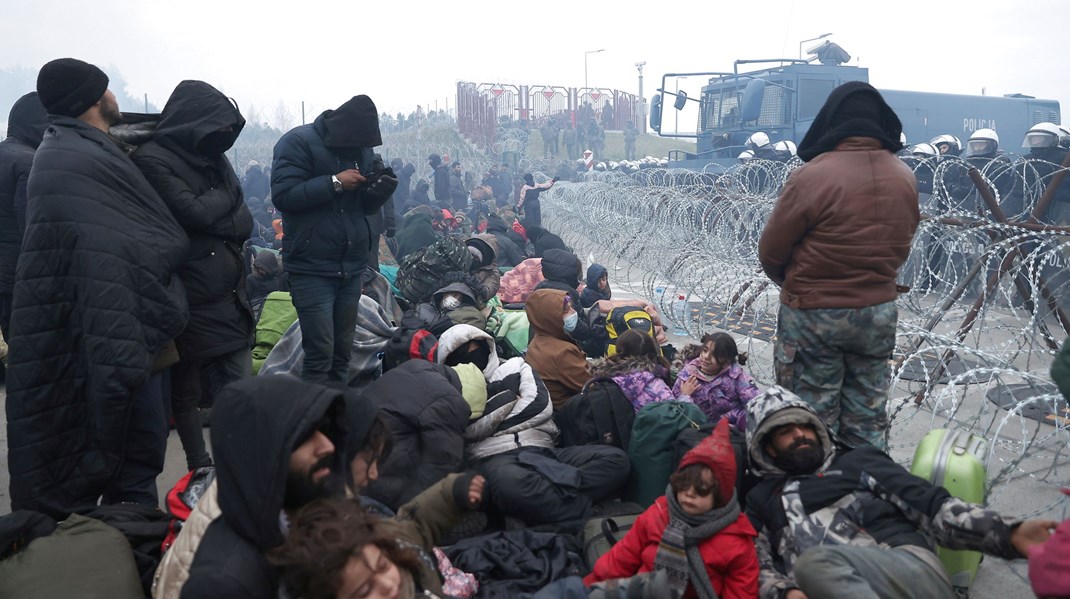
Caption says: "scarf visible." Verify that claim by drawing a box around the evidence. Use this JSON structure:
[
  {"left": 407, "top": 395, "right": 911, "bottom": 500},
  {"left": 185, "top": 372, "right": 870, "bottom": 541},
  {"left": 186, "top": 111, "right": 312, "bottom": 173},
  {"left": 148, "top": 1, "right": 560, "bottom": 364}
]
[{"left": 653, "top": 485, "right": 741, "bottom": 599}]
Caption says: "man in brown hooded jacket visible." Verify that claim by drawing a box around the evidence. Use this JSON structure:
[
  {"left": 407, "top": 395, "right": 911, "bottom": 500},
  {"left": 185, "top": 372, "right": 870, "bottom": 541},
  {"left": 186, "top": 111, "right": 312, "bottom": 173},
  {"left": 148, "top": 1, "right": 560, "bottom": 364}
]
[{"left": 524, "top": 288, "right": 591, "bottom": 409}]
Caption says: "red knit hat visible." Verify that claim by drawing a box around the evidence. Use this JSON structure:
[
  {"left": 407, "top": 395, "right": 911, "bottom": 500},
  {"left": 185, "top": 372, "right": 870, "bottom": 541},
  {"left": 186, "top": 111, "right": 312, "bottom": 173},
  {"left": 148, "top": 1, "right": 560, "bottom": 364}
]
[{"left": 677, "top": 418, "right": 737, "bottom": 507}]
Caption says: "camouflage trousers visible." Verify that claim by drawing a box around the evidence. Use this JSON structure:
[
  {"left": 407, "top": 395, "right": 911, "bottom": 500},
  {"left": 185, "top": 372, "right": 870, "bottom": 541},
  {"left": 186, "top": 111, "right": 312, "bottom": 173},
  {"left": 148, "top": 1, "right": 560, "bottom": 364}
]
[{"left": 774, "top": 301, "right": 898, "bottom": 451}]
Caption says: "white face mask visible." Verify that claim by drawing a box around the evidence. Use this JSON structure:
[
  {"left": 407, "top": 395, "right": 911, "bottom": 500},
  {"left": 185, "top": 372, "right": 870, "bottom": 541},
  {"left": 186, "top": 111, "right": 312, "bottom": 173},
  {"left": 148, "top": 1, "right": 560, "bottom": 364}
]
[
  {"left": 440, "top": 294, "right": 463, "bottom": 311},
  {"left": 563, "top": 311, "right": 579, "bottom": 333}
]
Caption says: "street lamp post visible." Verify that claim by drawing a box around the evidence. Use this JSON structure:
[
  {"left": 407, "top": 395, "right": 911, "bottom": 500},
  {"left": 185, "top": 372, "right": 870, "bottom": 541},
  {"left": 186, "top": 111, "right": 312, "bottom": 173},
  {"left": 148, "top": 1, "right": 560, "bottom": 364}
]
[
  {"left": 635, "top": 61, "right": 646, "bottom": 132},
  {"left": 584, "top": 49, "right": 605, "bottom": 93},
  {"left": 799, "top": 33, "right": 833, "bottom": 59}
]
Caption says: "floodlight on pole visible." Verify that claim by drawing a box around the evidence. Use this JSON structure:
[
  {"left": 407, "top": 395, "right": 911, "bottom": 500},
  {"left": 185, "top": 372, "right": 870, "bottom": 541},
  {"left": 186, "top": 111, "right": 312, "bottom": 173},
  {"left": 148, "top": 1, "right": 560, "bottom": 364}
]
[
  {"left": 635, "top": 61, "right": 646, "bottom": 132},
  {"left": 585, "top": 49, "right": 605, "bottom": 92},
  {"left": 799, "top": 33, "right": 833, "bottom": 59}
]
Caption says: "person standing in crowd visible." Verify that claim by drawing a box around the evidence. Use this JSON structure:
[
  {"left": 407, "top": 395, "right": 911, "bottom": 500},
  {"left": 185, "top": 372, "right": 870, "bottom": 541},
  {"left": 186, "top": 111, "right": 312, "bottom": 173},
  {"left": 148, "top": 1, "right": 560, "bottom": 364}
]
[
  {"left": 390, "top": 158, "right": 415, "bottom": 218},
  {"left": 429, "top": 153, "right": 450, "bottom": 208},
  {"left": 563, "top": 124, "right": 578, "bottom": 161},
  {"left": 131, "top": 80, "right": 254, "bottom": 471},
  {"left": 271, "top": 94, "right": 397, "bottom": 384},
  {"left": 0, "top": 92, "right": 48, "bottom": 338},
  {"left": 448, "top": 160, "right": 467, "bottom": 213},
  {"left": 242, "top": 159, "right": 270, "bottom": 201},
  {"left": 744, "top": 386, "right": 1055, "bottom": 599},
  {"left": 758, "top": 81, "right": 919, "bottom": 450},
  {"left": 7, "top": 58, "right": 189, "bottom": 513},
  {"left": 624, "top": 121, "right": 640, "bottom": 161},
  {"left": 153, "top": 376, "right": 348, "bottom": 597},
  {"left": 516, "top": 173, "right": 557, "bottom": 230},
  {"left": 365, "top": 154, "right": 396, "bottom": 273}
]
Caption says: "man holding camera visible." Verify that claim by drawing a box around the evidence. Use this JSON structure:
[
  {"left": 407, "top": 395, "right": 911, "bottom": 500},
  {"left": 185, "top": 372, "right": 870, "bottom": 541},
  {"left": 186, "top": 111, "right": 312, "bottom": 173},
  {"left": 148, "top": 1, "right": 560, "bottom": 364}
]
[{"left": 271, "top": 95, "right": 397, "bottom": 384}]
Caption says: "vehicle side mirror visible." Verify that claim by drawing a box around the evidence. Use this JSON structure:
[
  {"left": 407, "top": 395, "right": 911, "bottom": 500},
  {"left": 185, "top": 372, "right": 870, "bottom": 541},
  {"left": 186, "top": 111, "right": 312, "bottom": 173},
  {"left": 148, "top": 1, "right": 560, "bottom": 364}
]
[
  {"left": 674, "top": 90, "right": 688, "bottom": 111},
  {"left": 649, "top": 94, "right": 663, "bottom": 133}
]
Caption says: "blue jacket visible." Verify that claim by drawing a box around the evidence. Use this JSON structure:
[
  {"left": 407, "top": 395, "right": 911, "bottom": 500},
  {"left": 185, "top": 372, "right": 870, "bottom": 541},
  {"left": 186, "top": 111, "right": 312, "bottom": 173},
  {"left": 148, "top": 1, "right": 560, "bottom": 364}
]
[{"left": 270, "top": 113, "right": 376, "bottom": 277}]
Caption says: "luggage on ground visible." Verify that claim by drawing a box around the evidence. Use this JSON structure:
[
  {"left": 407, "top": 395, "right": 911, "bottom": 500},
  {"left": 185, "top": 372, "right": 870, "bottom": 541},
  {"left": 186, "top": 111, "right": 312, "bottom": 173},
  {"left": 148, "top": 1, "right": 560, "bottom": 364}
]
[
  {"left": 395, "top": 236, "right": 473, "bottom": 305},
  {"left": 556, "top": 377, "right": 636, "bottom": 450},
  {"left": 605, "top": 306, "right": 656, "bottom": 357},
  {"left": 581, "top": 513, "right": 642, "bottom": 571},
  {"left": 624, "top": 401, "right": 708, "bottom": 507},
  {"left": 910, "top": 428, "right": 989, "bottom": 594}
]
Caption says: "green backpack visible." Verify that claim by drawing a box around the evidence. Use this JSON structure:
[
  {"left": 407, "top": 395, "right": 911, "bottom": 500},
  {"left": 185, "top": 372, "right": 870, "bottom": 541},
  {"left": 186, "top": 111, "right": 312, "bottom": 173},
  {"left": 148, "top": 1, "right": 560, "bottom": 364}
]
[
  {"left": 395, "top": 236, "right": 473, "bottom": 305},
  {"left": 624, "top": 401, "right": 709, "bottom": 507}
]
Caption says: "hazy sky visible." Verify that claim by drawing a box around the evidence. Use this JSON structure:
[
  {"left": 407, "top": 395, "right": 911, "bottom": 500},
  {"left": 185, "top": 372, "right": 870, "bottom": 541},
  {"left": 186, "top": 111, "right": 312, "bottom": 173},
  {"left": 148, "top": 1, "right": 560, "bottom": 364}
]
[{"left": 3, "top": 0, "right": 1068, "bottom": 135}]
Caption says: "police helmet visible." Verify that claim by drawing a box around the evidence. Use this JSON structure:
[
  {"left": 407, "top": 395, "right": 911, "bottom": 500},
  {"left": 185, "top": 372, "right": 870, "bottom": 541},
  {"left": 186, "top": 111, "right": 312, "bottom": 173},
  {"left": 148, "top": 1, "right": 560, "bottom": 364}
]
[
  {"left": 929, "top": 134, "right": 962, "bottom": 155},
  {"left": 910, "top": 143, "right": 939, "bottom": 157},
  {"left": 1022, "top": 122, "right": 1061, "bottom": 149},
  {"left": 773, "top": 140, "right": 797, "bottom": 156},
  {"left": 738, "top": 149, "right": 755, "bottom": 162},
  {"left": 1058, "top": 125, "right": 1070, "bottom": 149},
  {"left": 967, "top": 128, "right": 999, "bottom": 157},
  {"left": 746, "top": 132, "right": 771, "bottom": 150}
]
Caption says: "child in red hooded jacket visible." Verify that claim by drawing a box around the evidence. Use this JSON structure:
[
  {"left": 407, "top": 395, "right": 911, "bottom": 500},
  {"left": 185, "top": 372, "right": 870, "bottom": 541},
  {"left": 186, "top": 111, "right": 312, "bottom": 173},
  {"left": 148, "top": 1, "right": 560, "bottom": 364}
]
[{"left": 585, "top": 418, "right": 759, "bottom": 599}]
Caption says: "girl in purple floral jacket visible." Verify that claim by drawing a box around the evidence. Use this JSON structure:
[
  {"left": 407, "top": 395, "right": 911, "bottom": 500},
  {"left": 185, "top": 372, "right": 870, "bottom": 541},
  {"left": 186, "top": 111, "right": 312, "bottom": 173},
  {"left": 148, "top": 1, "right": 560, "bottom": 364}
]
[
  {"left": 590, "top": 330, "right": 691, "bottom": 413},
  {"left": 672, "top": 332, "right": 760, "bottom": 431}
]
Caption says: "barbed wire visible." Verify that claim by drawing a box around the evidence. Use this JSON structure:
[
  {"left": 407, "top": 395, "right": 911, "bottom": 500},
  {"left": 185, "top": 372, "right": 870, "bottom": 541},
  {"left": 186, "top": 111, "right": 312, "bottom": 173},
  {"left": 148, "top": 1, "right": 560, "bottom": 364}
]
[{"left": 542, "top": 155, "right": 1070, "bottom": 518}]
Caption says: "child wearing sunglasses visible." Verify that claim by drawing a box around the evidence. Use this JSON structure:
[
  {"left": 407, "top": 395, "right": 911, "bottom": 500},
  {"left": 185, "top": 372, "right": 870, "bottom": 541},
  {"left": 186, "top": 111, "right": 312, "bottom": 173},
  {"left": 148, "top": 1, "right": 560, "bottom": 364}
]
[{"left": 584, "top": 418, "right": 759, "bottom": 599}]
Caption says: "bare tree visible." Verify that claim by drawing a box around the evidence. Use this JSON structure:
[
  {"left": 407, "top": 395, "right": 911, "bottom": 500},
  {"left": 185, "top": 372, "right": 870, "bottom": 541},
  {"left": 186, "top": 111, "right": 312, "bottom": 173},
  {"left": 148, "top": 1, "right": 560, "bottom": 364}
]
[{"left": 273, "top": 100, "right": 294, "bottom": 133}]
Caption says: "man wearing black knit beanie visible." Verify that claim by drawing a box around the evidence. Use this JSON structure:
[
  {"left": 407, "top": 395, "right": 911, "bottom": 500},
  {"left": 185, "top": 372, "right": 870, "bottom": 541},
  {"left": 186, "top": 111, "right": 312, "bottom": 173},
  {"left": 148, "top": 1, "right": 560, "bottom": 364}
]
[{"left": 6, "top": 58, "right": 189, "bottom": 515}]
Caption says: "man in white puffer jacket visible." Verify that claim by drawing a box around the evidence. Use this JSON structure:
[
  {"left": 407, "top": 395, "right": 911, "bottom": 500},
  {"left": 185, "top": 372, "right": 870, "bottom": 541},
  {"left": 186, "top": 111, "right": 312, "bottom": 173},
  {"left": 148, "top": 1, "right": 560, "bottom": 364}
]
[{"left": 437, "top": 324, "right": 630, "bottom": 525}]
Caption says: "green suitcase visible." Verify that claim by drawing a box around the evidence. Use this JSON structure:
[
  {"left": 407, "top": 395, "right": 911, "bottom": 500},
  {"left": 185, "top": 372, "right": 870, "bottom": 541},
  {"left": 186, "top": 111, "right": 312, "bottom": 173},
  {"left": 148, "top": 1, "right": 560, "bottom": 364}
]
[{"left": 909, "top": 428, "right": 988, "bottom": 594}]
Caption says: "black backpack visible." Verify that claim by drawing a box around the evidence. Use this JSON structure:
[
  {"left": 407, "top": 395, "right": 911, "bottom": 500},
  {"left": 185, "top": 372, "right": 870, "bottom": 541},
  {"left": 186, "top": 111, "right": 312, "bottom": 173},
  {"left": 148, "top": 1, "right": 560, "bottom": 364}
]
[
  {"left": 395, "top": 236, "right": 473, "bottom": 304},
  {"left": 555, "top": 377, "right": 636, "bottom": 450}
]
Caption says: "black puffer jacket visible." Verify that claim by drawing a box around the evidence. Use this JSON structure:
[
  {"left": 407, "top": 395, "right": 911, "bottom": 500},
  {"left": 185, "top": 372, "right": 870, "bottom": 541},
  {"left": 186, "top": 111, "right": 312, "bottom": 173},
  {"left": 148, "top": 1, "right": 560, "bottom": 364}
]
[
  {"left": 270, "top": 112, "right": 382, "bottom": 277},
  {"left": 7, "top": 116, "right": 189, "bottom": 515},
  {"left": 131, "top": 80, "right": 255, "bottom": 360},
  {"left": 0, "top": 92, "right": 48, "bottom": 294},
  {"left": 363, "top": 361, "right": 472, "bottom": 511}
]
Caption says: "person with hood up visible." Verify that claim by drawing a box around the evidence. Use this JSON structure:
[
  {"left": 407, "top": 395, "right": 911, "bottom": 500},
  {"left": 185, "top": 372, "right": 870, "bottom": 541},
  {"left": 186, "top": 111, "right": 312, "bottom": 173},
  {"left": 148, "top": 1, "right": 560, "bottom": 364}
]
[
  {"left": 466, "top": 234, "right": 501, "bottom": 305},
  {"left": 242, "top": 160, "right": 269, "bottom": 201},
  {"left": 410, "top": 178, "right": 432, "bottom": 209},
  {"left": 516, "top": 173, "right": 557, "bottom": 229},
  {"left": 743, "top": 386, "right": 1056, "bottom": 599},
  {"left": 395, "top": 204, "right": 440, "bottom": 261},
  {"left": 484, "top": 213, "right": 524, "bottom": 267},
  {"left": 534, "top": 248, "right": 598, "bottom": 355},
  {"left": 8, "top": 58, "right": 189, "bottom": 513},
  {"left": 153, "top": 376, "right": 348, "bottom": 598},
  {"left": 581, "top": 263, "right": 612, "bottom": 308},
  {"left": 524, "top": 288, "right": 591, "bottom": 409},
  {"left": 359, "top": 359, "right": 475, "bottom": 512},
  {"left": 757, "top": 81, "right": 919, "bottom": 451},
  {"left": 390, "top": 157, "right": 415, "bottom": 208},
  {"left": 592, "top": 330, "right": 685, "bottom": 413},
  {"left": 526, "top": 224, "right": 569, "bottom": 258},
  {"left": 132, "top": 80, "right": 255, "bottom": 471},
  {"left": 437, "top": 323, "right": 630, "bottom": 525},
  {"left": 271, "top": 94, "right": 398, "bottom": 384},
  {"left": 586, "top": 418, "right": 758, "bottom": 599},
  {"left": 0, "top": 91, "right": 48, "bottom": 336},
  {"left": 429, "top": 154, "right": 451, "bottom": 208}
]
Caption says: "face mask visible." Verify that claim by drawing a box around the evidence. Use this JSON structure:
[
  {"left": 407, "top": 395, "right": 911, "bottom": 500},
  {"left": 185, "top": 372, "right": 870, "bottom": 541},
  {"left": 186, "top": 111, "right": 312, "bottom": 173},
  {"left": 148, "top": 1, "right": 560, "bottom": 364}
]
[
  {"left": 197, "top": 132, "right": 234, "bottom": 156},
  {"left": 563, "top": 311, "right": 579, "bottom": 334},
  {"left": 440, "top": 294, "right": 463, "bottom": 311}
]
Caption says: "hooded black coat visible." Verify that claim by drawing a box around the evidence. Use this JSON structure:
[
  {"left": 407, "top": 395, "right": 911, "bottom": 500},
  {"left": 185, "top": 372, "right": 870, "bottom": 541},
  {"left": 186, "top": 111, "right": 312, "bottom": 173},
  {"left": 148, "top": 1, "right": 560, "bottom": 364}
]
[
  {"left": 131, "top": 80, "right": 255, "bottom": 360},
  {"left": 270, "top": 110, "right": 382, "bottom": 278},
  {"left": 0, "top": 92, "right": 48, "bottom": 294},
  {"left": 363, "top": 361, "right": 472, "bottom": 511},
  {"left": 485, "top": 216, "right": 524, "bottom": 267},
  {"left": 527, "top": 226, "right": 568, "bottom": 258},
  {"left": 533, "top": 249, "right": 593, "bottom": 346},
  {"left": 797, "top": 81, "right": 903, "bottom": 162},
  {"left": 7, "top": 116, "right": 189, "bottom": 514},
  {"left": 242, "top": 164, "right": 270, "bottom": 201},
  {"left": 182, "top": 376, "right": 347, "bottom": 598}
]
